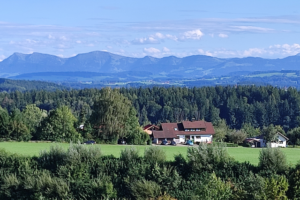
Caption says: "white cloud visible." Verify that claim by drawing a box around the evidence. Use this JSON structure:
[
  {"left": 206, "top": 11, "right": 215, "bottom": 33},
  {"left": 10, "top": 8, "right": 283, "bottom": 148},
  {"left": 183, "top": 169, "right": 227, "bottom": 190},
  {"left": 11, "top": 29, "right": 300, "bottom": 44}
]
[
  {"left": 56, "top": 54, "right": 64, "bottom": 58},
  {"left": 143, "top": 47, "right": 161, "bottom": 54},
  {"left": 48, "top": 34, "right": 55, "bottom": 39},
  {"left": 163, "top": 47, "right": 170, "bottom": 52},
  {"left": 218, "top": 33, "right": 228, "bottom": 38},
  {"left": 76, "top": 40, "right": 82, "bottom": 44},
  {"left": 230, "top": 26, "right": 273, "bottom": 33},
  {"left": 86, "top": 43, "right": 95, "bottom": 47},
  {"left": 196, "top": 43, "right": 300, "bottom": 58},
  {"left": 268, "top": 43, "right": 300, "bottom": 55},
  {"left": 243, "top": 48, "right": 266, "bottom": 57},
  {"left": 132, "top": 37, "right": 159, "bottom": 44},
  {"left": 198, "top": 49, "right": 213, "bottom": 56},
  {"left": 155, "top": 32, "right": 164, "bottom": 39},
  {"left": 165, "top": 34, "right": 178, "bottom": 41},
  {"left": 59, "top": 36, "right": 67, "bottom": 41},
  {"left": 0, "top": 55, "right": 5, "bottom": 61},
  {"left": 183, "top": 29, "right": 204, "bottom": 39}
]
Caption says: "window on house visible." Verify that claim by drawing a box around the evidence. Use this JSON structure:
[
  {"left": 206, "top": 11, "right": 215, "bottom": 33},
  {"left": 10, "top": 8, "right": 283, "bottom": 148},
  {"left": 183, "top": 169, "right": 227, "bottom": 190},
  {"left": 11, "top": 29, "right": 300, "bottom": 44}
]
[
  {"left": 185, "top": 129, "right": 189, "bottom": 131},
  {"left": 174, "top": 128, "right": 178, "bottom": 131},
  {"left": 191, "top": 129, "right": 195, "bottom": 131},
  {"left": 196, "top": 129, "right": 200, "bottom": 131},
  {"left": 196, "top": 136, "right": 201, "bottom": 139},
  {"left": 279, "top": 141, "right": 283, "bottom": 144}
]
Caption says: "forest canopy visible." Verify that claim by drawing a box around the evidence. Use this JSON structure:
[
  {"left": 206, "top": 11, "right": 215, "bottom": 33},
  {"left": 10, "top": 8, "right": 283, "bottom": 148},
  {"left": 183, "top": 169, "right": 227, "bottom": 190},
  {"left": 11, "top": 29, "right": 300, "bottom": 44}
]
[{"left": 0, "top": 85, "right": 300, "bottom": 143}]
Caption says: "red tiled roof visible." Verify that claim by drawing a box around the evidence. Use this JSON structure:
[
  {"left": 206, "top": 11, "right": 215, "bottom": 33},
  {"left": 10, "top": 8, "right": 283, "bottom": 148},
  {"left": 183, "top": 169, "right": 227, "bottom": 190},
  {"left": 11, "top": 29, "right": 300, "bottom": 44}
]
[
  {"left": 182, "top": 121, "right": 206, "bottom": 129},
  {"left": 143, "top": 124, "right": 153, "bottom": 130},
  {"left": 143, "top": 124, "right": 160, "bottom": 130},
  {"left": 153, "top": 130, "right": 177, "bottom": 138},
  {"left": 161, "top": 123, "right": 178, "bottom": 131},
  {"left": 153, "top": 121, "right": 215, "bottom": 139}
]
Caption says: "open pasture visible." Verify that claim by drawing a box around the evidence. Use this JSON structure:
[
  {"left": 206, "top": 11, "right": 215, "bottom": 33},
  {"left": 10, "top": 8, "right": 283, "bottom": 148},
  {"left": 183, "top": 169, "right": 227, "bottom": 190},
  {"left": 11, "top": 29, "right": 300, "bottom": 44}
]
[{"left": 0, "top": 142, "right": 300, "bottom": 165}]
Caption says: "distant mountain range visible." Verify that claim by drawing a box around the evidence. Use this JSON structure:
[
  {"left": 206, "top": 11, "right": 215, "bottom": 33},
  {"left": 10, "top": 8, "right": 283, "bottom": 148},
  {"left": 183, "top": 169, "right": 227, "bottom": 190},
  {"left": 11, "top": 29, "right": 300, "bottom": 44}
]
[{"left": 1, "top": 51, "right": 300, "bottom": 79}]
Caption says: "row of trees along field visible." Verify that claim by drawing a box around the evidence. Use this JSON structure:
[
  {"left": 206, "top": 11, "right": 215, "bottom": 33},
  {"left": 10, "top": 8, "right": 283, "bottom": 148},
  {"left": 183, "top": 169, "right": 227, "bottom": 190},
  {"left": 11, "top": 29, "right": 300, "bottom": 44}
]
[
  {"left": 1, "top": 143, "right": 300, "bottom": 199},
  {"left": 1, "top": 85, "right": 300, "bottom": 143},
  {"left": 0, "top": 88, "right": 150, "bottom": 144}
]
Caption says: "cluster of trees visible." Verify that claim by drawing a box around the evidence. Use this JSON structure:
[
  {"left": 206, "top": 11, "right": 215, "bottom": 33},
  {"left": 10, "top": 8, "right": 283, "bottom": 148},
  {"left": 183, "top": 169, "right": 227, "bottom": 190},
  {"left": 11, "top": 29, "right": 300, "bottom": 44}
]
[
  {"left": 212, "top": 119, "right": 288, "bottom": 145},
  {"left": 0, "top": 88, "right": 149, "bottom": 144},
  {"left": 0, "top": 143, "right": 299, "bottom": 199},
  {"left": 2, "top": 85, "right": 300, "bottom": 144}
]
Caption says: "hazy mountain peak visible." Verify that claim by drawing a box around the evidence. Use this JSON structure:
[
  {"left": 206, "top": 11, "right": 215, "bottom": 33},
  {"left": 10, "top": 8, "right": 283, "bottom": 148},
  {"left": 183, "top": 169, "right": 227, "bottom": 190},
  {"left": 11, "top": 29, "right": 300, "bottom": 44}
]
[{"left": 1, "top": 51, "right": 300, "bottom": 78}]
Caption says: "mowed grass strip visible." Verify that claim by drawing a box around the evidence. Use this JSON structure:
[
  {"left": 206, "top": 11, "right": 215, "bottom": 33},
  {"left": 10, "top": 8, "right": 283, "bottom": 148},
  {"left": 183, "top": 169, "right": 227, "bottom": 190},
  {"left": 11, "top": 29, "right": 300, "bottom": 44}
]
[{"left": 1, "top": 142, "right": 300, "bottom": 165}]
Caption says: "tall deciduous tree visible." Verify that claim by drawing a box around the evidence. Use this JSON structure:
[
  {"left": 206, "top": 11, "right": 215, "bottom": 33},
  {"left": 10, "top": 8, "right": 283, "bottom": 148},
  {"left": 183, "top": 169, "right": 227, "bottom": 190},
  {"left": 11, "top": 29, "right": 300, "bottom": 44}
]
[
  {"left": 38, "top": 106, "right": 80, "bottom": 141},
  {"left": 228, "top": 130, "right": 247, "bottom": 144},
  {"left": 262, "top": 124, "right": 278, "bottom": 144},
  {"left": 213, "top": 119, "right": 230, "bottom": 142},
  {"left": 90, "top": 88, "right": 131, "bottom": 140},
  {"left": 22, "top": 104, "right": 47, "bottom": 134}
]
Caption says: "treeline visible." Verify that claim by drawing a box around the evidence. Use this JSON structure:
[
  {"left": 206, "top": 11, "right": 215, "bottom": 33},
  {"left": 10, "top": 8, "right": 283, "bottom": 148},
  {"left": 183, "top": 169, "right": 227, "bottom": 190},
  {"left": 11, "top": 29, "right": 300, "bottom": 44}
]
[
  {"left": 0, "top": 143, "right": 299, "bottom": 199},
  {"left": 1, "top": 85, "right": 300, "bottom": 129},
  {"left": 1, "top": 85, "right": 300, "bottom": 143},
  {"left": 0, "top": 88, "right": 150, "bottom": 144},
  {"left": 0, "top": 78, "right": 67, "bottom": 92}
]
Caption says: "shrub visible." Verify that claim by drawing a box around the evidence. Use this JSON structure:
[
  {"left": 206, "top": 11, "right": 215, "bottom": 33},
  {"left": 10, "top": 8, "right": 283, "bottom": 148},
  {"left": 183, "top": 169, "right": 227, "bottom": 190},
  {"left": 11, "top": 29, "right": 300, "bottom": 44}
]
[
  {"left": 194, "top": 172, "right": 232, "bottom": 200},
  {"left": 129, "top": 179, "right": 161, "bottom": 200},
  {"left": 264, "top": 175, "right": 289, "bottom": 200},
  {"left": 144, "top": 146, "right": 166, "bottom": 164},
  {"left": 236, "top": 172, "right": 266, "bottom": 199},
  {"left": 120, "top": 147, "right": 140, "bottom": 164},
  {"left": 287, "top": 162, "right": 300, "bottom": 199},
  {"left": 187, "top": 142, "right": 233, "bottom": 172},
  {"left": 258, "top": 146, "right": 288, "bottom": 174}
]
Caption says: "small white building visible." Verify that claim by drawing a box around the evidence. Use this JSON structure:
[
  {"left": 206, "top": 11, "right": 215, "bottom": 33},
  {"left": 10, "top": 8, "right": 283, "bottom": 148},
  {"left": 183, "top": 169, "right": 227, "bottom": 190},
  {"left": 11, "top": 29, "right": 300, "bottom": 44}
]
[{"left": 245, "top": 132, "right": 289, "bottom": 148}]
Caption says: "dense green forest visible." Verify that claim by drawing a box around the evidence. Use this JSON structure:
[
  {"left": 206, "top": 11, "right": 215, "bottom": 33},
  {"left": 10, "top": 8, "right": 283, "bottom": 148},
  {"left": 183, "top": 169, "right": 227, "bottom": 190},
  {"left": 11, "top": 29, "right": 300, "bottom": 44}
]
[
  {"left": 0, "top": 78, "right": 67, "bottom": 92},
  {"left": 1, "top": 85, "right": 300, "bottom": 129},
  {"left": 0, "top": 143, "right": 299, "bottom": 199},
  {"left": 1, "top": 85, "right": 300, "bottom": 144}
]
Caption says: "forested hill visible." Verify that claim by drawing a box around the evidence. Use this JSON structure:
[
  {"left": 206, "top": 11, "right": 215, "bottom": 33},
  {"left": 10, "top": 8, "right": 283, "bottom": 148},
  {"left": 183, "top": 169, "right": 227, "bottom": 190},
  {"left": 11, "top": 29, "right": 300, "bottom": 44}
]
[
  {"left": 0, "top": 78, "right": 67, "bottom": 92},
  {"left": 1, "top": 85, "right": 299, "bottom": 131}
]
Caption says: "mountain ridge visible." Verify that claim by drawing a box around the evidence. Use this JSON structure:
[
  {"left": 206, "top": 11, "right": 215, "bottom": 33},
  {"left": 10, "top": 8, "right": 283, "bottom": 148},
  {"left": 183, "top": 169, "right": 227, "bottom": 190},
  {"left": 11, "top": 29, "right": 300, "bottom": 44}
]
[{"left": 1, "top": 51, "right": 300, "bottom": 78}]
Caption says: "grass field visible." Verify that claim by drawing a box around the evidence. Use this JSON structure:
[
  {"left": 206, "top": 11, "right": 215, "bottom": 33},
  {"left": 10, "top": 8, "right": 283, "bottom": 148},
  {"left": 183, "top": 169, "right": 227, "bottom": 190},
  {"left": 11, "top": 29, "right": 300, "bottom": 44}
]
[{"left": 1, "top": 142, "right": 300, "bottom": 165}]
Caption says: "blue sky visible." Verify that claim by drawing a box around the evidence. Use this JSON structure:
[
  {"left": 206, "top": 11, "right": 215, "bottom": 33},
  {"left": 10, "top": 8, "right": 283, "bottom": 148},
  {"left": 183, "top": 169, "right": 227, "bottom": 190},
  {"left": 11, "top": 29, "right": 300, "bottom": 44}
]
[{"left": 0, "top": 0, "right": 300, "bottom": 60}]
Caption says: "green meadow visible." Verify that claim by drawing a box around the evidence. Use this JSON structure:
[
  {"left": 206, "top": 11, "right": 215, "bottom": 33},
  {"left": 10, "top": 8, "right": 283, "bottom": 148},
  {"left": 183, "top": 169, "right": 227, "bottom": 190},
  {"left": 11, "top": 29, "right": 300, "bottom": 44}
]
[{"left": 1, "top": 142, "right": 300, "bottom": 165}]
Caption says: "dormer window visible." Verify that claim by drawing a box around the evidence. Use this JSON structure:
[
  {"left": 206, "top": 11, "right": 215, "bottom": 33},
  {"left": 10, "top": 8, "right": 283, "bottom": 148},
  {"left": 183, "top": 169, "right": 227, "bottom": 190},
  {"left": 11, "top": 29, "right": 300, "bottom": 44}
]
[
  {"left": 174, "top": 128, "right": 178, "bottom": 131},
  {"left": 191, "top": 129, "right": 195, "bottom": 131},
  {"left": 185, "top": 129, "right": 189, "bottom": 131},
  {"left": 196, "top": 129, "right": 200, "bottom": 131}
]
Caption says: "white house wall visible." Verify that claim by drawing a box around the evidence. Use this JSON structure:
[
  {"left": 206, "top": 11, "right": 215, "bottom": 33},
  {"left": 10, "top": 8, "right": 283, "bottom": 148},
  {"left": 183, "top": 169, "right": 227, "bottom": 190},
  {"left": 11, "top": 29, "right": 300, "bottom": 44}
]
[
  {"left": 176, "top": 134, "right": 213, "bottom": 143},
  {"left": 190, "top": 134, "right": 212, "bottom": 142},
  {"left": 177, "top": 135, "right": 185, "bottom": 143},
  {"left": 259, "top": 136, "right": 287, "bottom": 148}
]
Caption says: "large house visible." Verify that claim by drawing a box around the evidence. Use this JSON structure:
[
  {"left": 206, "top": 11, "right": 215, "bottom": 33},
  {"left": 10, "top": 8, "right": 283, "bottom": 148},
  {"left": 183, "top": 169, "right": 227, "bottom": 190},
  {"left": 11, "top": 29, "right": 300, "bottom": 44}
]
[
  {"left": 151, "top": 120, "right": 215, "bottom": 144},
  {"left": 244, "top": 132, "right": 289, "bottom": 148}
]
